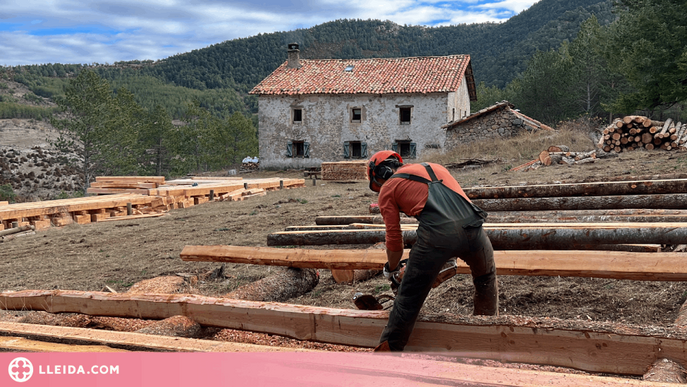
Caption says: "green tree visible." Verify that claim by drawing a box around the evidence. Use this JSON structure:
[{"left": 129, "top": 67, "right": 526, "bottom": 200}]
[
  {"left": 605, "top": 0, "right": 687, "bottom": 111},
  {"left": 138, "top": 105, "right": 176, "bottom": 177},
  {"left": 212, "top": 111, "right": 258, "bottom": 167},
  {"left": 510, "top": 49, "right": 575, "bottom": 124},
  {"left": 50, "top": 70, "right": 139, "bottom": 193}
]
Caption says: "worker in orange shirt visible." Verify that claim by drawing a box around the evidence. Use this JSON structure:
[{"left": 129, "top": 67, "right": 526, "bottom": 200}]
[{"left": 367, "top": 150, "right": 498, "bottom": 352}]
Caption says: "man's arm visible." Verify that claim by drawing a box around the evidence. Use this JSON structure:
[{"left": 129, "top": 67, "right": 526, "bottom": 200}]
[{"left": 386, "top": 249, "right": 404, "bottom": 271}]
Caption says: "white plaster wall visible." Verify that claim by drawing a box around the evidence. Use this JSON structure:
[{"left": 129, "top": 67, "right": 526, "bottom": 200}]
[
  {"left": 258, "top": 93, "right": 453, "bottom": 169},
  {"left": 447, "top": 75, "right": 471, "bottom": 122}
]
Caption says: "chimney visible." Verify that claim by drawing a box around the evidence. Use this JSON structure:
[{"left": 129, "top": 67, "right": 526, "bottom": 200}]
[{"left": 287, "top": 43, "right": 301, "bottom": 69}]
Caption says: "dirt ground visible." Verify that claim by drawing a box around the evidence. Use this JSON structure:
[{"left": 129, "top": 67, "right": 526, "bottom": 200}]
[{"left": 3, "top": 148, "right": 687, "bottom": 332}]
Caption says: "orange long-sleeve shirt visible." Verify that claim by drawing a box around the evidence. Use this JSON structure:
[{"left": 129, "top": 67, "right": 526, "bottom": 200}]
[{"left": 378, "top": 163, "right": 471, "bottom": 252}]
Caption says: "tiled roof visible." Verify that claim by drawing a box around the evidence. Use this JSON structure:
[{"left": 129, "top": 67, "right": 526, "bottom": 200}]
[{"left": 249, "top": 55, "right": 475, "bottom": 98}]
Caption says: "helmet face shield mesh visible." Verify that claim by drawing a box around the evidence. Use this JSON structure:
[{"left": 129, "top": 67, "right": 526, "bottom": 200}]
[{"left": 367, "top": 150, "right": 402, "bottom": 192}]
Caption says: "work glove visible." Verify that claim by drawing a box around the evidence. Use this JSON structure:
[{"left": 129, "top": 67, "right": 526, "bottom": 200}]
[
  {"left": 382, "top": 262, "right": 400, "bottom": 280},
  {"left": 384, "top": 260, "right": 407, "bottom": 296}
]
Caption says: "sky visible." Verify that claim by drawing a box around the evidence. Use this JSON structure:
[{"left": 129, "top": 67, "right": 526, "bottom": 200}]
[{"left": 0, "top": 0, "right": 539, "bottom": 66}]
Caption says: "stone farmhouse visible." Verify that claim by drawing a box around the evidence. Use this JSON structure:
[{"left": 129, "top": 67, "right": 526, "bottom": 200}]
[{"left": 249, "top": 44, "right": 477, "bottom": 169}]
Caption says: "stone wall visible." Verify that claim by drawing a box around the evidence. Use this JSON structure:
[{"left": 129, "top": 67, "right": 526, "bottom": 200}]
[
  {"left": 445, "top": 105, "right": 531, "bottom": 149},
  {"left": 257, "top": 85, "right": 471, "bottom": 169}
]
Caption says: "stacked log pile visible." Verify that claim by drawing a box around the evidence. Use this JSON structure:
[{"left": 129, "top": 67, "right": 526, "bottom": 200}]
[
  {"left": 321, "top": 161, "right": 368, "bottom": 180},
  {"left": 600, "top": 116, "right": 684, "bottom": 152}
]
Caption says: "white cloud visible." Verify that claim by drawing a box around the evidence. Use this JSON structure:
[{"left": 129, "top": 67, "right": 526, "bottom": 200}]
[{"left": 0, "top": 0, "right": 537, "bottom": 65}]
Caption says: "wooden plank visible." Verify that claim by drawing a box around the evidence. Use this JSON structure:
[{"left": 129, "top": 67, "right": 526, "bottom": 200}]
[
  {"left": 180, "top": 245, "right": 687, "bottom": 281},
  {"left": 0, "top": 321, "right": 306, "bottom": 353},
  {"left": 95, "top": 176, "right": 165, "bottom": 184},
  {"left": 191, "top": 176, "right": 243, "bottom": 181},
  {"left": 97, "top": 213, "right": 166, "bottom": 222},
  {"left": 0, "top": 194, "right": 154, "bottom": 220},
  {"left": 90, "top": 182, "right": 158, "bottom": 189},
  {"left": 1, "top": 290, "right": 687, "bottom": 375},
  {"left": 0, "top": 335, "right": 129, "bottom": 352}
]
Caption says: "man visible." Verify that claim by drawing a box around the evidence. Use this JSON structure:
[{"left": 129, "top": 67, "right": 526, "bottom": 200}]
[{"left": 367, "top": 150, "right": 498, "bottom": 352}]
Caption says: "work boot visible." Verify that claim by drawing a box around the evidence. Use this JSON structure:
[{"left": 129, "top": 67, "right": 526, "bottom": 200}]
[
  {"left": 374, "top": 341, "right": 391, "bottom": 352},
  {"left": 473, "top": 272, "right": 498, "bottom": 316}
]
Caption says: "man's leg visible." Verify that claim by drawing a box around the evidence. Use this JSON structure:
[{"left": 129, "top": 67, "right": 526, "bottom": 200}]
[
  {"left": 378, "top": 239, "right": 449, "bottom": 351},
  {"left": 460, "top": 226, "right": 498, "bottom": 316}
]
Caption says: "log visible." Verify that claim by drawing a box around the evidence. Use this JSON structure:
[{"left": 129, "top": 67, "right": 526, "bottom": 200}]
[
  {"left": 538, "top": 150, "right": 551, "bottom": 166},
  {"left": 3, "top": 290, "right": 687, "bottom": 376},
  {"left": 472, "top": 193, "right": 687, "bottom": 211},
  {"left": 225, "top": 268, "right": 319, "bottom": 302},
  {"left": 265, "top": 223, "right": 687, "bottom": 251},
  {"left": 181, "top": 245, "right": 687, "bottom": 281},
  {"left": 660, "top": 118, "right": 674, "bottom": 137},
  {"left": 485, "top": 208, "right": 687, "bottom": 223},
  {"left": 464, "top": 178, "right": 687, "bottom": 199}
]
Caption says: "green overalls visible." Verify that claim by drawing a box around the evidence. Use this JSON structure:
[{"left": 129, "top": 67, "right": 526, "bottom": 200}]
[{"left": 378, "top": 163, "right": 498, "bottom": 351}]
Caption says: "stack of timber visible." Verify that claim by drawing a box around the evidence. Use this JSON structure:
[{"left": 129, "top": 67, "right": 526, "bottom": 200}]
[
  {"left": 321, "top": 161, "right": 368, "bottom": 180},
  {"left": 87, "top": 176, "right": 166, "bottom": 195},
  {"left": 599, "top": 116, "right": 684, "bottom": 152},
  {"left": 0, "top": 193, "right": 167, "bottom": 231},
  {"left": 5, "top": 289, "right": 687, "bottom": 379}
]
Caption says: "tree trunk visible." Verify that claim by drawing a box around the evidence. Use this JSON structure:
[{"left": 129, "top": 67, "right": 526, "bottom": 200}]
[
  {"left": 266, "top": 224, "right": 687, "bottom": 250},
  {"left": 464, "top": 179, "right": 687, "bottom": 199},
  {"left": 224, "top": 267, "right": 319, "bottom": 302},
  {"left": 472, "top": 193, "right": 687, "bottom": 211}
]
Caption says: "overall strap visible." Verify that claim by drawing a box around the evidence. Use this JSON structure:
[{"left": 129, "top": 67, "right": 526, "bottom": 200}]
[
  {"left": 421, "top": 163, "right": 439, "bottom": 182},
  {"left": 389, "top": 173, "right": 431, "bottom": 184}
]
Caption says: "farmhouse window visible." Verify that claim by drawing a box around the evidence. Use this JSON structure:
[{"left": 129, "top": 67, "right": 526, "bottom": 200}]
[
  {"left": 293, "top": 108, "right": 303, "bottom": 123},
  {"left": 399, "top": 107, "right": 411, "bottom": 124},
  {"left": 343, "top": 141, "right": 367, "bottom": 159},
  {"left": 287, "top": 140, "right": 309, "bottom": 158},
  {"left": 351, "top": 108, "right": 362, "bottom": 123},
  {"left": 392, "top": 141, "right": 416, "bottom": 159}
]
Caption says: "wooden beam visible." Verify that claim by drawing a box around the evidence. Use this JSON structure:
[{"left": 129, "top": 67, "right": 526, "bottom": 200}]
[
  {"left": 265, "top": 224, "right": 687, "bottom": 250},
  {"left": 464, "top": 178, "right": 687, "bottom": 199},
  {"left": 472, "top": 193, "right": 687, "bottom": 212},
  {"left": 1, "top": 290, "right": 687, "bottom": 375},
  {"left": 0, "top": 335, "right": 129, "bottom": 352},
  {"left": 181, "top": 245, "right": 687, "bottom": 281},
  {"left": 0, "top": 321, "right": 306, "bottom": 352},
  {"left": 0, "top": 194, "right": 154, "bottom": 220}
]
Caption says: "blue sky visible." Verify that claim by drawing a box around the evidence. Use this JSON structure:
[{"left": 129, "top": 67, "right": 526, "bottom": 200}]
[{"left": 0, "top": 0, "right": 539, "bottom": 66}]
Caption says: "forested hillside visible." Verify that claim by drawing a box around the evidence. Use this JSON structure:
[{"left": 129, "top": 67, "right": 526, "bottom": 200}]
[{"left": 1, "top": 0, "right": 614, "bottom": 119}]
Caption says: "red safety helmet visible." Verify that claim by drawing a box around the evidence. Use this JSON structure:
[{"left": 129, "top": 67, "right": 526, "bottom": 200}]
[{"left": 367, "top": 150, "right": 403, "bottom": 192}]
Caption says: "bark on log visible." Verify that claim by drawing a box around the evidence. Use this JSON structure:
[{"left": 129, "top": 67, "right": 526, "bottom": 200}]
[
  {"left": 464, "top": 179, "right": 687, "bottom": 199},
  {"left": 181, "top": 245, "right": 687, "bottom": 280},
  {"left": 4, "top": 290, "right": 687, "bottom": 376},
  {"left": 224, "top": 268, "right": 318, "bottom": 302},
  {"left": 472, "top": 193, "right": 687, "bottom": 211},
  {"left": 265, "top": 224, "right": 687, "bottom": 250}
]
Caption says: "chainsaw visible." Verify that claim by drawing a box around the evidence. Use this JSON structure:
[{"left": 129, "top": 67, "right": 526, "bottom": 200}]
[{"left": 353, "top": 258, "right": 459, "bottom": 310}]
